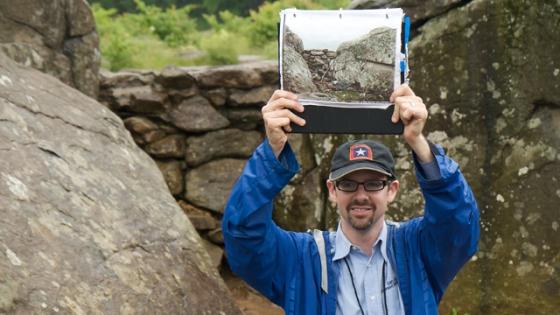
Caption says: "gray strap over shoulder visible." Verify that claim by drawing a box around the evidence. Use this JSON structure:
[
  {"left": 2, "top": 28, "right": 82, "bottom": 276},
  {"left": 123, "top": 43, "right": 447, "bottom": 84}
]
[{"left": 312, "top": 229, "right": 328, "bottom": 293}]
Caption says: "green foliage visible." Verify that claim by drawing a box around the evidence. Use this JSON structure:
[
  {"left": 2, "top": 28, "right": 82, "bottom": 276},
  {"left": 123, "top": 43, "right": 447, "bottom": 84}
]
[
  {"left": 247, "top": 0, "right": 319, "bottom": 47},
  {"left": 133, "top": 0, "right": 199, "bottom": 47},
  {"left": 200, "top": 30, "right": 242, "bottom": 65},
  {"left": 202, "top": 0, "right": 266, "bottom": 15},
  {"left": 93, "top": 0, "right": 353, "bottom": 70},
  {"left": 90, "top": 0, "right": 196, "bottom": 13},
  {"left": 204, "top": 10, "right": 251, "bottom": 34},
  {"left": 93, "top": 4, "right": 135, "bottom": 70},
  {"left": 312, "top": 0, "right": 350, "bottom": 8}
]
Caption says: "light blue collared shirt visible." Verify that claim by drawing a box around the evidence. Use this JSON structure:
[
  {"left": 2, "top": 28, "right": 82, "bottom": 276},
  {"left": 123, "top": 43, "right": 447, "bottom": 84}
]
[{"left": 333, "top": 222, "right": 405, "bottom": 315}]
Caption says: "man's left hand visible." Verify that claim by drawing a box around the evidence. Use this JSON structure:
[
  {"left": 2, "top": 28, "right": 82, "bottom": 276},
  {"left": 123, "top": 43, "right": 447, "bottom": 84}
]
[{"left": 390, "top": 84, "right": 433, "bottom": 163}]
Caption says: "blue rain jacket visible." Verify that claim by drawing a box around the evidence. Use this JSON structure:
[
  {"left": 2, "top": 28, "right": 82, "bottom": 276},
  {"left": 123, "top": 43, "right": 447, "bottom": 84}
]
[{"left": 223, "top": 140, "right": 479, "bottom": 315}]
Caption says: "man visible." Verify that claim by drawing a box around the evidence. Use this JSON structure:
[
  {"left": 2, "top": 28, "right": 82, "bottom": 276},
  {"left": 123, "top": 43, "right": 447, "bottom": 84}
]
[{"left": 222, "top": 85, "right": 479, "bottom": 315}]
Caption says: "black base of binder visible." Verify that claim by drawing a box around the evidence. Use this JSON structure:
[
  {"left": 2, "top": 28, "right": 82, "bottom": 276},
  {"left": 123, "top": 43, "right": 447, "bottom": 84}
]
[{"left": 291, "top": 105, "right": 403, "bottom": 134}]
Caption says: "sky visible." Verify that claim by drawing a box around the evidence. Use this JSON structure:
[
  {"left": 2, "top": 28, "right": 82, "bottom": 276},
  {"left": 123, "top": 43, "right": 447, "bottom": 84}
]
[{"left": 282, "top": 9, "right": 403, "bottom": 50}]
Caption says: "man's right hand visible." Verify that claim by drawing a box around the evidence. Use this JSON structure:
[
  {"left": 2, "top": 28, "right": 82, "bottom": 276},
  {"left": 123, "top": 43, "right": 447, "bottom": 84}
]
[{"left": 261, "top": 90, "right": 306, "bottom": 158}]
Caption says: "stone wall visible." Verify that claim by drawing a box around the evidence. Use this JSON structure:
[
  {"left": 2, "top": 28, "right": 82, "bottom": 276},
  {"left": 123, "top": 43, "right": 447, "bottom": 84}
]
[
  {"left": 98, "top": 61, "right": 279, "bottom": 266},
  {"left": 302, "top": 49, "right": 337, "bottom": 90}
]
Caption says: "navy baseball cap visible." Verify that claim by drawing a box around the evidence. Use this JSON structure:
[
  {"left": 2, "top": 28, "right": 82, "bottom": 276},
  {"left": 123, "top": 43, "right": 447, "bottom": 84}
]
[{"left": 329, "top": 140, "right": 396, "bottom": 180}]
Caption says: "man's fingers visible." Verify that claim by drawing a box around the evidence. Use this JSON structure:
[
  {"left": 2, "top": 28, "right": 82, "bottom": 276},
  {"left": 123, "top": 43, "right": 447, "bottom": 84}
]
[
  {"left": 282, "top": 125, "right": 292, "bottom": 133},
  {"left": 267, "top": 109, "right": 306, "bottom": 126},
  {"left": 269, "top": 90, "right": 298, "bottom": 103},
  {"left": 391, "top": 102, "right": 400, "bottom": 123},
  {"left": 263, "top": 98, "right": 304, "bottom": 113},
  {"left": 401, "top": 108, "right": 413, "bottom": 122},
  {"left": 267, "top": 117, "right": 291, "bottom": 129},
  {"left": 392, "top": 95, "right": 427, "bottom": 124},
  {"left": 390, "top": 84, "right": 415, "bottom": 102}
]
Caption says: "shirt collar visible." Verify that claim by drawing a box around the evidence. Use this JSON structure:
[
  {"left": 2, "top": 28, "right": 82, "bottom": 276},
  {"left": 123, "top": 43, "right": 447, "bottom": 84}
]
[{"left": 333, "top": 221, "right": 388, "bottom": 262}]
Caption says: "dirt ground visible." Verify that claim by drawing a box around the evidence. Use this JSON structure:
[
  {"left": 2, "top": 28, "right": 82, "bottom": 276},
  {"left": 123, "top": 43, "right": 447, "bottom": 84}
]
[{"left": 221, "top": 267, "right": 284, "bottom": 315}]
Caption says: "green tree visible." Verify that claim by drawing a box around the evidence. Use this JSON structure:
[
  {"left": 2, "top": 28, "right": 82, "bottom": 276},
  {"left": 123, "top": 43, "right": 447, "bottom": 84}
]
[
  {"left": 92, "top": 4, "right": 135, "bottom": 70},
  {"left": 132, "top": 0, "right": 199, "bottom": 47}
]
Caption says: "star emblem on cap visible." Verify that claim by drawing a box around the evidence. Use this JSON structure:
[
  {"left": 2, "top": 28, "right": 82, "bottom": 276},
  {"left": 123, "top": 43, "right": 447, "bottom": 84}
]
[{"left": 349, "top": 144, "right": 373, "bottom": 161}]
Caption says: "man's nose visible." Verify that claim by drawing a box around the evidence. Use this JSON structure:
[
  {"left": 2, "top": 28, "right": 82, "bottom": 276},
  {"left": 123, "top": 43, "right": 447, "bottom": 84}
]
[{"left": 353, "top": 184, "right": 369, "bottom": 199}]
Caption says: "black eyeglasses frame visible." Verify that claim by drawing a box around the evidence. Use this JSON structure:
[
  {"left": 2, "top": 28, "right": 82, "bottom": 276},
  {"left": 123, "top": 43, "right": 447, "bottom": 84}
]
[{"left": 334, "top": 179, "right": 393, "bottom": 192}]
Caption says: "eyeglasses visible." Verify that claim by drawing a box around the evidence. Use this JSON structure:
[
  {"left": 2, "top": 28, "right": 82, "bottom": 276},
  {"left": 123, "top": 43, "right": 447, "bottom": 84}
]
[{"left": 334, "top": 179, "right": 391, "bottom": 192}]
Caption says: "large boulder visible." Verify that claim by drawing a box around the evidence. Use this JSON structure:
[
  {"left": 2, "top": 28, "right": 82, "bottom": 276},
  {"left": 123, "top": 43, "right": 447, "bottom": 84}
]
[
  {"left": 332, "top": 27, "right": 395, "bottom": 101},
  {"left": 0, "top": 0, "right": 100, "bottom": 98},
  {"left": 281, "top": 26, "right": 318, "bottom": 94},
  {"left": 408, "top": 0, "right": 560, "bottom": 313},
  {"left": 0, "top": 52, "right": 241, "bottom": 314}
]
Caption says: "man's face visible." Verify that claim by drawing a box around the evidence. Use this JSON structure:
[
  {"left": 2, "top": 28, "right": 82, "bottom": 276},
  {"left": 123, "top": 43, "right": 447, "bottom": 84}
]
[{"left": 327, "top": 170, "right": 399, "bottom": 233}]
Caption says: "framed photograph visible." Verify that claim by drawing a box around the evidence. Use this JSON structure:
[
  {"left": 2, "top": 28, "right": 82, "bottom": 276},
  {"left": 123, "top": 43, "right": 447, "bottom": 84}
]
[{"left": 279, "top": 8, "right": 410, "bottom": 134}]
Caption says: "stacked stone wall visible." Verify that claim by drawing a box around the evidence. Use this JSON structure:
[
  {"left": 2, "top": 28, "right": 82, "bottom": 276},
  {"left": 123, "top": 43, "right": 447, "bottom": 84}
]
[
  {"left": 302, "top": 49, "right": 337, "bottom": 91},
  {"left": 98, "top": 61, "right": 279, "bottom": 266}
]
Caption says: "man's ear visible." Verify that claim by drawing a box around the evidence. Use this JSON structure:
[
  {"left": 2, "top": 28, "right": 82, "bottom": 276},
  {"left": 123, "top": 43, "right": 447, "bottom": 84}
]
[
  {"left": 387, "top": 179, "right": 400, "bottom": 203},
  {"left": 326, "top": 180, "right": 337, "bottom": 203}
]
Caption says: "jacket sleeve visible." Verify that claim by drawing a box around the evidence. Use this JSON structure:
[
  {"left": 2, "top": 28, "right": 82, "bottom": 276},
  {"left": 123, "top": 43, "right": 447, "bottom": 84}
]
[
  {"left": 222, "top": 140, "right": 302, "bottom": 306},
  {"left": 414, "top": 142, "right": 480, "bottom": 301}
]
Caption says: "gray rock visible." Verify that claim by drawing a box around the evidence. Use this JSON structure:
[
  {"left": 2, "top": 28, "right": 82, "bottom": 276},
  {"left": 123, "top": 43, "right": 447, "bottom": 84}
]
[
  {"left": 333, "top": 27, "right": 395, "bottom": 101},
  {"left": 123, "top": 116, "right": 159, "bottom": 134},
  {"left": 228, "top": 85, "right": 276, "bottom": 107},
  {"left": 284, "top": 26, "right": 304, "bottom": 54},
  {"left": 0, "top": 51, "right": 241, "bottom": 314},
  {"left": 204, "top": 88, "right": 228, "bottom": 107},
  {"left": 0, "top": 0, "right": 100, "bottom": 98},
  {"left": 282, "top": 45, "right": 318, "bottom": 94},
  {"left": 167, "top": 96, "right": 230, "bottom": 132},
  {"left": 100, "top": 69, "right": 155, "bottom": 89},
  {"left": 201, "top": 239, "right": 224, "bottom": 269},
  {"left": 185, "top": 159, "right": 246, "bottom": 213},
  {"left": 142, "top": 130, "right": 166, "bottom": 144},
  {"left": 178, "top": 200, "right": 220, "bottom": 231},
  {"left": 405, "top": 0, "right": 560, "bottom": 313},
  {"left": 207, "top": 228, "right": 224, "bottom": 245},
  {"left": 145, "top": 134, "right": 186, "bottom": 158},
  {"left": 124, "top": 116, "right": 166, "bottom": 146},
  {"left": 156, "top": 65, "right": 197, "bottom": 90},
  {"left": 185, "top": 128, "right": 263, "bottom": 167},
  {"left": 156, "top": 160, "right": 184, "bottom": 195},
  {"left": 221, "top": 108, "right": 263, "bottom": 130},
  {"left": 111, "top": 85, "right": 167, "bottom": 114},
  {"left": 190, "top": 60, "right": 278, "bottom": 88}
]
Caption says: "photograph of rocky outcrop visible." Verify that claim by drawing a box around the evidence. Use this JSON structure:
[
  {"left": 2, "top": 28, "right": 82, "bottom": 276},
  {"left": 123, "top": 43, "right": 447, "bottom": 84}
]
[{"left": 281, "top": 9, "right": 403, "bottom": 105}]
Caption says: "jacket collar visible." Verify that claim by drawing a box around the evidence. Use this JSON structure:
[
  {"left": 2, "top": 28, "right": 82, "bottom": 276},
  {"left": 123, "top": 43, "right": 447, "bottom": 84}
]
[{"left": 332, "top": 221, "right": 388, "bottom": 262}]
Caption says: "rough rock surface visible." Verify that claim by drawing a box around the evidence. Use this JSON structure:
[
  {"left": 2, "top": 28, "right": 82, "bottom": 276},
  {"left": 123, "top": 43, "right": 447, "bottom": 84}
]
[
  {"left": 282, "top": 28, "right": 318, "bottom": 94},
  {"left": 167, "top": 95, "right": 230, "bottom": 132},
  {"left": 0, "top": 52, "right": 241, "bottom": 314},
  {"left": 333, "top": 27, "right": 395, "bottom": 101},
  {"left": 284, "top": 26, "right": 304, "bottom": 54},
  {"left": 190, "top": 60, "right": 278, "bottom": 89},
  {"left": 0, "top": 0, "right": 100, "bottom": 98},
  {"left": 185, "top": 129, "right": 262, "bottom": 167},
  {"left": 408, "top": 1, "right": 560, "bottom": 313},
  {"left": 185, "top": 159, "right": 246, "bottom": 213}
]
